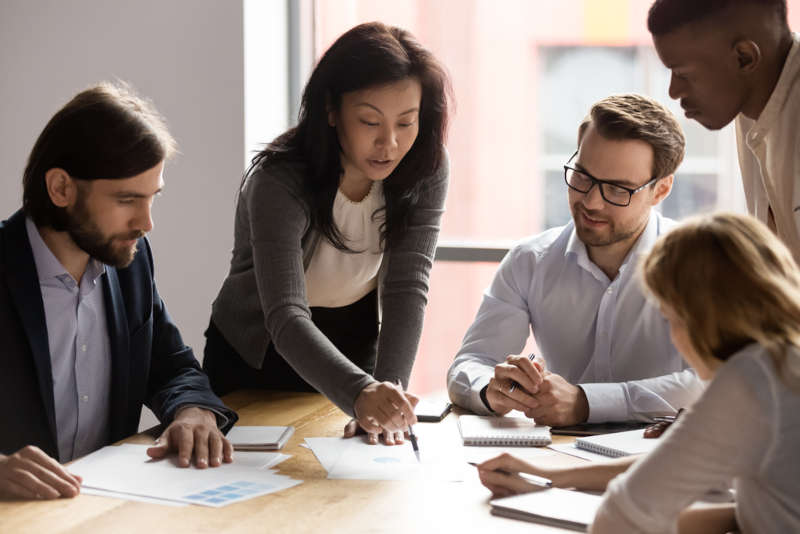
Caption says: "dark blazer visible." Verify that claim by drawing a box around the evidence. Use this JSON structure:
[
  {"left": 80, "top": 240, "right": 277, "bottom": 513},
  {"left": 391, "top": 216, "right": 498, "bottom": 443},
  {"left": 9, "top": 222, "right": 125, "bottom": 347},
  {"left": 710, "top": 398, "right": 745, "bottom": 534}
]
[{"left": 0, "top": 210, "right": 237, "bottom": 459}]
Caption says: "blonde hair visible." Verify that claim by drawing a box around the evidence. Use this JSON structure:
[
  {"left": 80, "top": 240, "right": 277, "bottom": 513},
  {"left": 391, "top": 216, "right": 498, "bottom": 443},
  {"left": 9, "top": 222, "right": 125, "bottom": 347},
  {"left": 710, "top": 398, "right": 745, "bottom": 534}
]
[
  {"left": 578, "top": 94, "right": 685, "bottom": 180},
  {"left": 641, "top": 212, "right": 800, "bottom": 388}
]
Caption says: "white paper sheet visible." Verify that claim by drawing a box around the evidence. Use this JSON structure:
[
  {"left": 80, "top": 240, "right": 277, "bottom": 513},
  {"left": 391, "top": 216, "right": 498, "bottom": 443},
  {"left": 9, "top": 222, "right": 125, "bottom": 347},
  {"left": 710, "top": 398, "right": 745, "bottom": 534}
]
[
  {"left": 548, "top": 443, "right": 609, "bottom": 462},
  {"left": 305, "top": 421, "right": 466, "bottom": 481},
  {"left": 80, "top": 487, "right": 188, "bottom": 506},
  {"left": 69, "top": 444, "right": 299, "bottom": 507},
  {"left": 462, "top": 445, "right": 555, "bottom": 464}
]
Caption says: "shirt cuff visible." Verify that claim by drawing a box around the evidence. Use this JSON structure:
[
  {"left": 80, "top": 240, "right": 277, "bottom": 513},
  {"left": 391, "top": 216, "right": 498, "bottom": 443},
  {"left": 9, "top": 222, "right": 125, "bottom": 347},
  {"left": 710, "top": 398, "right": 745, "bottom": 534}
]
[
  {"left": 479, "top": 385, "right": 495, "bottom": 413},
  {"left": 175, "top": 404, "right": 230, "bottom": 430},
  {"left": 580, "top": 383, "right": 628, "bottom": 423},
  {"left": 466, "top": 374, "right": 493, "bottom": 414}
]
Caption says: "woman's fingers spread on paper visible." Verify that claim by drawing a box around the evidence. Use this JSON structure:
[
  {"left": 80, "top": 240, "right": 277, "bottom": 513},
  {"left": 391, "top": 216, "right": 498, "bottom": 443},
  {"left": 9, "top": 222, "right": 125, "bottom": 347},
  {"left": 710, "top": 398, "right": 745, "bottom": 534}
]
[{"left": 343, "top": 418, "right": 360, "bottom": 438}]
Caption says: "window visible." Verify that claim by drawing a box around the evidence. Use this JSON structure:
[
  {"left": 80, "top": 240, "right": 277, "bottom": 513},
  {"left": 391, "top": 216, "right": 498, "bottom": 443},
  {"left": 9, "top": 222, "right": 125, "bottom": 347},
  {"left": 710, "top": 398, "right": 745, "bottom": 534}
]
[{"left": 311, "top": 0, "right": 770, "bottom": 395}]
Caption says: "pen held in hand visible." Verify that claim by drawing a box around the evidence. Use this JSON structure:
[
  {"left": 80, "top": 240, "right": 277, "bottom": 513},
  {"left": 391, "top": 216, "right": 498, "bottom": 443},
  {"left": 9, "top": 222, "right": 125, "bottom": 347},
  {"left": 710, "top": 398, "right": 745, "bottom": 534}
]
[
  {"left": 508, "top": 353, "right": 537, "bottom": 394},
  {"left": 468, "top": 461, "right": 552, "bottom": 488},
  {"left": 396, "top": 379, "right": 421, "bottom": 462}
]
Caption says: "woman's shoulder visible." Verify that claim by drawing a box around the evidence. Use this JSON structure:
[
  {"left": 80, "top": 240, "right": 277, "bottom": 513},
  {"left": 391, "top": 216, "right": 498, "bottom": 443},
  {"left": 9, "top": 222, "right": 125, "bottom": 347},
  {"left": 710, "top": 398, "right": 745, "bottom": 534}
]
[
  {"left": 247, "top": 157, "right": 307, "bottom": 188},
  {"left": 721, "top": 343, "right": 783, "bottom": 381},
  {"left": 411, "top": 145, "right": 450, "bottom": 202},
  {"left": 242, "top": 157, "right": 309, "bottom": 202},
  {"left": 705, "top": 343, "right": 795, "bottom": 411}
]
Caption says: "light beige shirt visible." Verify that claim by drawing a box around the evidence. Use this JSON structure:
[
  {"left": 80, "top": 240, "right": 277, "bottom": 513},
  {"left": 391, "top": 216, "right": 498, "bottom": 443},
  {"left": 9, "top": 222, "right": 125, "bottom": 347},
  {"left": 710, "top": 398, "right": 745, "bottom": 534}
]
[
  {"left": 592, "top": 344, "right": 800, "bottom": 534},
  {"left": 304, "top": 181, "right": 385, "bottom": 308},
  {"left": 735, "top": 32, "right": 800, "bottom": 263}
]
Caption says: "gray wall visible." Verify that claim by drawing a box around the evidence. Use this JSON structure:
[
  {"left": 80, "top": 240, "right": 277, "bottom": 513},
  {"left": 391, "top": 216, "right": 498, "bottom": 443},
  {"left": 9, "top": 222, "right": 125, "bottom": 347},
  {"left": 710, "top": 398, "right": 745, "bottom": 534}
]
[
  {"left": 0, "top": 0, "right": 245, "bottom": 350},
  {"left": 0, "top": 0, "right": 252, "bottom": 426}
]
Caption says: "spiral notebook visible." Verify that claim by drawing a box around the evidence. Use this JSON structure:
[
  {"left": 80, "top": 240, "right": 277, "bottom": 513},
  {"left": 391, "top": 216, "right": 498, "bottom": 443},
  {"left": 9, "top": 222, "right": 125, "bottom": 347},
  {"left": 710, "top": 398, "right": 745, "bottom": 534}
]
[
  {"left": 457, "top": 415, "right": 551, "bottom": 446},
  {"left": 574, "top": 429, "right": 659, "bottom": 458}
]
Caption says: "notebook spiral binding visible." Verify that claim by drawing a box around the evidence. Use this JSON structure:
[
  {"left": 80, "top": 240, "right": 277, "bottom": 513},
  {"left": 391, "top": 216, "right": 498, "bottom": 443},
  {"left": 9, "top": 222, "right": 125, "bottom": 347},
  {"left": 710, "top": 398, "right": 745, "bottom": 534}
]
[
  {"left": 574, "top": 441, "right": 626, "bottom": 458},
  {"left": 463, "top": 436, "right": 552, "bottom": 446}
]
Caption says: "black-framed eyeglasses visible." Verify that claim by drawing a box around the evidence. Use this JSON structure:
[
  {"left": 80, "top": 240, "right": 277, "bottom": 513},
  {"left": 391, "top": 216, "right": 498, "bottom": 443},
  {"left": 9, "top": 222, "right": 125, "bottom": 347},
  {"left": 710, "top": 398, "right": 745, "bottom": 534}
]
[{"left": 563, "top": 150, "right": 660, "bottom": 207}]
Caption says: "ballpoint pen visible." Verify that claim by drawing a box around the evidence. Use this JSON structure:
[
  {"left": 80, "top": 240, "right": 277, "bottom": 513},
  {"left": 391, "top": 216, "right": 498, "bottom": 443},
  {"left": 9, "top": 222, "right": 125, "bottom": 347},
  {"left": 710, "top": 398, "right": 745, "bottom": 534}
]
[
  {"left": 468, "top": 462, "right": 552, "bottom": 488},
  {"left": 508, "top": 353, "right": 537, "bottom": 393},
  {"left": 396, "top": 379, "right": 421, "bottom": 462}
]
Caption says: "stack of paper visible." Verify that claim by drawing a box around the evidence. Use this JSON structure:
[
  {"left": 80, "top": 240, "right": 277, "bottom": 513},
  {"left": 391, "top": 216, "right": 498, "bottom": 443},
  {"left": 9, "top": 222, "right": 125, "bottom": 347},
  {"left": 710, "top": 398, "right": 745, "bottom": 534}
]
[
  {"left": 69, "top": 444, "right": 300, "bottom": 507},
  {"left": 227, "top": 425, "right": 295, "bottom": 450}
]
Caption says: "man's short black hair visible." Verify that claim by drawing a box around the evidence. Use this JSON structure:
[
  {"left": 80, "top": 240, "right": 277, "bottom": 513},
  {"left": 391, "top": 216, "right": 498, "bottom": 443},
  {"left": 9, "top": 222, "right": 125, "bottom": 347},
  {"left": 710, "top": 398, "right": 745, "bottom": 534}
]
[{"left": 647, "top": 0, "right": 788, "bottom": 36}]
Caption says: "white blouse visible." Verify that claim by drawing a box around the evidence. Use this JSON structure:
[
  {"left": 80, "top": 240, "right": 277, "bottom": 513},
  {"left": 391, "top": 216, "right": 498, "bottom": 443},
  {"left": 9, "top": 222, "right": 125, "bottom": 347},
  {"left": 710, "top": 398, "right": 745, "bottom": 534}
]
[
  {"left": 305, "top": 181, "right": 385, "bottom": 308},
  {"left": 591, "top": 343, "right": 800, "bottom": 534}
]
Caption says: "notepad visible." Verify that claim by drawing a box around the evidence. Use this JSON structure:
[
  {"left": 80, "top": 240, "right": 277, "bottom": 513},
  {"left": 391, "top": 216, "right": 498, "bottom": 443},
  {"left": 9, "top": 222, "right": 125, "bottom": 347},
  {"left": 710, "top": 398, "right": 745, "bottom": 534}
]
[
  {"left": 457, "top": 415, "right": 551, "bottom": 446},
  {"left": 490, "top": 487, "right": 603, "bottom": 531},
  {"left": 226, "top": 426, "right": 295, "bottom": 450},
  {"left": 574, "top": 428, "right": 660, "bottom": 458}
]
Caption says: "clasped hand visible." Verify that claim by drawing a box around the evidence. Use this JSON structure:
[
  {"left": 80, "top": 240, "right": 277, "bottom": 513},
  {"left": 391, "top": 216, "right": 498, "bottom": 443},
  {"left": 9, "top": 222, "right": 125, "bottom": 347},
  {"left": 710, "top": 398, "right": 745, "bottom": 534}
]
[
  {"left": 344, "top": 381, "right": 418, "bottom": 445},
  {"left": 486, "top": 354, "right": 589, "bottom": 426}
]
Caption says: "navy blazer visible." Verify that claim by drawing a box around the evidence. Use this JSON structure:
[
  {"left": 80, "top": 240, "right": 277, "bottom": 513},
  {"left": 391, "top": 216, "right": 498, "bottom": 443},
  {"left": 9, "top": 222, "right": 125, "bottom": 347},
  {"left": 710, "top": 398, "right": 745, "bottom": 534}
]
[{"left": 0, "top": 210, "right": 237, "bottom": 459}]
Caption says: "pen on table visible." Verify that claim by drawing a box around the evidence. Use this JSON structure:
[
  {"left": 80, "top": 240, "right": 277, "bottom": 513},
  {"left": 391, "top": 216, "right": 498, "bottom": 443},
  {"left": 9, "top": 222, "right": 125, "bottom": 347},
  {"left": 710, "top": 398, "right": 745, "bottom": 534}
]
[
  {"left": 396, "top": 379, "right": 421, "bottom": 462},
  {"left": 508, "top": 353, "right": 537, "bottom": 394},
  {"left": 468, "top": 461, "right": 552, "bottom": 488}
]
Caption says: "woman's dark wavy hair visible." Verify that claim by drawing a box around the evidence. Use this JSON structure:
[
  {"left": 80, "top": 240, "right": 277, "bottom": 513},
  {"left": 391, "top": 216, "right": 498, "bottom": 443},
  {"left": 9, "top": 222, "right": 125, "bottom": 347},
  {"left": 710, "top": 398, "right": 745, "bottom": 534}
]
[{"left": 246, "top": 21, "right": 451, "bottom": 251}]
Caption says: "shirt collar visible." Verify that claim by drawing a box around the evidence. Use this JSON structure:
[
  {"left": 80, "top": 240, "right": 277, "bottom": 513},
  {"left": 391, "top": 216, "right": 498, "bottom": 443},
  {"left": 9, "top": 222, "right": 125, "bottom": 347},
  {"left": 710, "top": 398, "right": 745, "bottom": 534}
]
[
  {"left": 565, "top": 210, "right": 661, "bottom": 277},
  {"left": 25, "top": 216, "right": 107, "bottom": 285},
  {"left": 744, "top": 32, "right": 800, "bottom": 138}
]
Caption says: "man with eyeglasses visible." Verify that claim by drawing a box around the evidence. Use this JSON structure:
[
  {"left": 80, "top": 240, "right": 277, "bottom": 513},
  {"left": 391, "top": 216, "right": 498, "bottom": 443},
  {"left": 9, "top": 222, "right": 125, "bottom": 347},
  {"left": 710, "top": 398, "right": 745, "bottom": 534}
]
[{"left": 447, "top": 94, "right": 703, "bottom": 426}]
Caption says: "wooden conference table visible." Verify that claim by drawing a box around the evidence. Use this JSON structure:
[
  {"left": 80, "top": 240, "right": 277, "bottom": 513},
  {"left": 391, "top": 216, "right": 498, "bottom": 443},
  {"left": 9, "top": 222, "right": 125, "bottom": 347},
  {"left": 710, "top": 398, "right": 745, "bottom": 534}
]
[{"left": 0, "top": 391, "right": 588, "bottom": 534}]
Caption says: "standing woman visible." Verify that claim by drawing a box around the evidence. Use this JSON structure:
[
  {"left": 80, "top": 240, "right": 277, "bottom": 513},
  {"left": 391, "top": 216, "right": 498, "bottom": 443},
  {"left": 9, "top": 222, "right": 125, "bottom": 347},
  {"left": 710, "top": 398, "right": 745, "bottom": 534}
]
[
  {"left": 476, "top": 213, "right": 800, "bottom": 533},
  {"left": 204, "top": 22, "right": 451, "bottom": 444}
]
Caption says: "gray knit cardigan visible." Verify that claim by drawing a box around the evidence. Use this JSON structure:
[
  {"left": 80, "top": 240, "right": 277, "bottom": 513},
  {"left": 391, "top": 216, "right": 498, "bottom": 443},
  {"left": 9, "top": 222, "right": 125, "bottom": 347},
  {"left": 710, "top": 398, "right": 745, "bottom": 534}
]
[{"left": 210, "top": 152, "right": 449, "bottom": 416}]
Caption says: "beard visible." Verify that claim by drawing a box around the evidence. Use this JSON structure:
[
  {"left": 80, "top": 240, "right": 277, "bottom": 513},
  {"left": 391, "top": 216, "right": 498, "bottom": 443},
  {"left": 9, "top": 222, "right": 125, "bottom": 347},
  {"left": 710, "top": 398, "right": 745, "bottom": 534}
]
[
  {"left": 571, "top": 204, "right": 641, "bottom": 248},
  {"left": 64, "top": 195, "right": 145, "bottom": 268}
]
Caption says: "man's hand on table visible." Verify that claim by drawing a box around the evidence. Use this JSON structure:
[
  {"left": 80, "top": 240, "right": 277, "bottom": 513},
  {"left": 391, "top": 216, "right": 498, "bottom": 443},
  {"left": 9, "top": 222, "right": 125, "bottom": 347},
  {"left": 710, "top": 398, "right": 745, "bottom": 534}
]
[
  {"left": 146, "top": 406, "right": 233, "bottom": 468},
  {"left": 0, "top": 446, "right": 82, "bottom": 499}
]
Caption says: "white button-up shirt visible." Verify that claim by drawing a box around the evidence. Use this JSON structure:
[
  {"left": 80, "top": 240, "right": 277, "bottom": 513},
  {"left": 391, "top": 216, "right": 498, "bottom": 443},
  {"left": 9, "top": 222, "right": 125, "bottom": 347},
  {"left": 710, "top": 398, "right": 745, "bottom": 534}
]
[
  {"left": 735, "top": 32, "right": 800, "bottom": 264},
  {"left": 447, "top": 211, "right": 703, "bottom": 422}
]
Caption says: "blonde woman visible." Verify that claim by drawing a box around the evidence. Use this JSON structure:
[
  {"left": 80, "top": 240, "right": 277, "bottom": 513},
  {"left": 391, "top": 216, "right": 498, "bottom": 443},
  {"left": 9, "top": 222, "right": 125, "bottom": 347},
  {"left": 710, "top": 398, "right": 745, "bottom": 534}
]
[{"left": 477, "top": 212, "right": 800, "bottom": 534}]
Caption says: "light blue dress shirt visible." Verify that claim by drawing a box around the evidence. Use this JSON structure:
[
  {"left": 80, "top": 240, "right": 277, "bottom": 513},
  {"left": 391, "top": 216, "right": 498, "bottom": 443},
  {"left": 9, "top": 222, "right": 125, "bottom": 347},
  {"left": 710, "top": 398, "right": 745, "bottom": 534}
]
[
  {"left": 447, "top": 211, "right": 704, "bottom": 422},
  {"left": 26, "top": 217, "right": 112, "bottom": 462}
]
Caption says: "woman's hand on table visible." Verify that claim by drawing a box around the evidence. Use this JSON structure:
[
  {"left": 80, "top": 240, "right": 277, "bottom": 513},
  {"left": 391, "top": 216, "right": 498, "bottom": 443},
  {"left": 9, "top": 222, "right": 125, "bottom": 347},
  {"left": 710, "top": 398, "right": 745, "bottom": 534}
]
[{"left": 345, "top": 381, "right": 418, "bottom": 445}]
